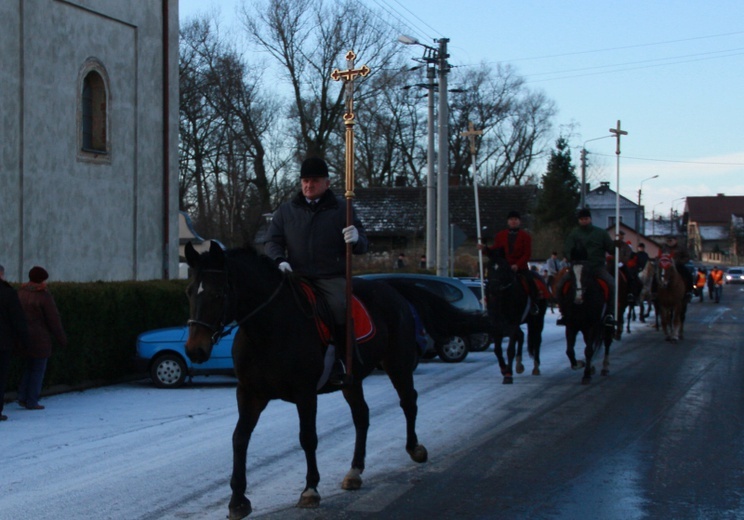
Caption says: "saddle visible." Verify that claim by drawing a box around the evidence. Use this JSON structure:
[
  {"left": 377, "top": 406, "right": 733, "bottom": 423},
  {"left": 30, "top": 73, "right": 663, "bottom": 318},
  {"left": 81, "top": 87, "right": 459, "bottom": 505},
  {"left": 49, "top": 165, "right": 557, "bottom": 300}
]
[
  {"left": 561, "top": 275, "right": 610, "bottom": 302},
  {"left": 299, "top": 282, "right": 376, "bottom": 346},
  {"left": 518, "top": 274, "right": 551, "bottom": 300}
]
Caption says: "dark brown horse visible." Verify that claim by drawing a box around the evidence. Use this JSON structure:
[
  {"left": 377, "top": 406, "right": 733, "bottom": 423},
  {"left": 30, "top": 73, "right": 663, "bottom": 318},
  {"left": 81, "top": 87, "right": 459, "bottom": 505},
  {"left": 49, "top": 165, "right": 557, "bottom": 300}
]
[
  {"left": 184, "top": 242, "right": 484, "bottom": 519},
  {"left": 554, "top": 261, "right": 614, "bottom": 384},
  {"left": 655, "top": 254, "right": 687, "bottom": 342}
]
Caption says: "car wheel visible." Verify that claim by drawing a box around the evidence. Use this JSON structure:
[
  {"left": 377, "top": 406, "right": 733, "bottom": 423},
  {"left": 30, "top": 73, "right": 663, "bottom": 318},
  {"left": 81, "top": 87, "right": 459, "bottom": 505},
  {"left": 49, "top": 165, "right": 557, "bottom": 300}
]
[
  {"left": 437, "top": 336, "right": 468, "bottom": 363},
  {"left": 151, "top": 354, "right": 187, "bottom": 388},
  {"left": 468, "top": 333, "right": 491, "bottom": 352}
]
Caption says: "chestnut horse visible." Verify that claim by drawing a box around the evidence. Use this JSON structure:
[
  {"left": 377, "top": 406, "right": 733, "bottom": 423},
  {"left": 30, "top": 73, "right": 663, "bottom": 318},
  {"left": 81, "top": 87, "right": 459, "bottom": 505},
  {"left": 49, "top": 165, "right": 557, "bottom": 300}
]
[{"left": 655, "top": 254, "right": 688, "bottom": 342}]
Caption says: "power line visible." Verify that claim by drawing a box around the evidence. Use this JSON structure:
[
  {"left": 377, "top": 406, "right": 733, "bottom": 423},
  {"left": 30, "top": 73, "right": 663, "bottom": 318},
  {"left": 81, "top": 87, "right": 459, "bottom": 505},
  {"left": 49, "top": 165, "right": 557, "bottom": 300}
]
[
  {"left": 589, "top": 152, "right": 744, "bottom": 167},
  {"left": 362, "top": 0, "right": 432, "bottom": 45}
]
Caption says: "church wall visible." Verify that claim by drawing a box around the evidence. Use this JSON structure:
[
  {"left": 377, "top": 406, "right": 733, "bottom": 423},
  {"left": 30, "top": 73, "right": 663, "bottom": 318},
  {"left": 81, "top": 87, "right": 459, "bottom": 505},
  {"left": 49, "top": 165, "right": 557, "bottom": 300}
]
[{"left": 0, "top": 0, "right": 179, "bottom": 282}]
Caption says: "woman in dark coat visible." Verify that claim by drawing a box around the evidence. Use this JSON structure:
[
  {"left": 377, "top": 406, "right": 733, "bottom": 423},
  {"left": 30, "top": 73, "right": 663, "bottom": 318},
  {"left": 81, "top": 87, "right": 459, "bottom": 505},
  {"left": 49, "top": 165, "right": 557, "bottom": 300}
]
[
  {"left": 17, "top": 266, "right": 67, "bottom": 410},
  {"left": 0, "top": 265, "right": 30, "bottom": 421}
]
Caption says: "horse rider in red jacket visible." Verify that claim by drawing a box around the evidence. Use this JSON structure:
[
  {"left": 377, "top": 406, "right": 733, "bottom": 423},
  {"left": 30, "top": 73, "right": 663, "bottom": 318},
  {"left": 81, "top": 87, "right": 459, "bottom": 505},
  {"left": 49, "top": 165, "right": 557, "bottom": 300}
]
[{"left": 478, "top": 210, "right": 541, "bottom": 314}]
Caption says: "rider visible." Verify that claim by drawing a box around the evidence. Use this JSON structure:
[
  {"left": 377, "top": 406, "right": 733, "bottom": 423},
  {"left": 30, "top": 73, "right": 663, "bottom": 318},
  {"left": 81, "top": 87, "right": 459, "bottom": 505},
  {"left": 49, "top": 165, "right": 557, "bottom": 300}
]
[
  {"left": 478, "top": 210, "right": 541, "bottom": 315},
  {"left": 264, "top": 157, "right": 368, "bottom": 385},
  {"left": 657, "top": 235, "right": 694, "bottom": 302},
  {"left": 555, "top": 208, "right": 618, "bottom": 327},
  {"left": 635, "top": 242, "right": 650, "bottom": 271}
]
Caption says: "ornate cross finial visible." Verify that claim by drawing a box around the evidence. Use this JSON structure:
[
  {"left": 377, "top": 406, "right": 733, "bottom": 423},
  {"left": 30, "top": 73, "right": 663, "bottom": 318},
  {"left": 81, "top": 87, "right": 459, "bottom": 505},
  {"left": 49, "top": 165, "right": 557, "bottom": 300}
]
[
  {"left": 609, "top": 120, "right": 628, "bottom": 155},
  {"left": 331, "top": 51, "right": 370, "bottom": 122},
  {"left": 461, "top": 121, "right": 483, "bottom": 155}
]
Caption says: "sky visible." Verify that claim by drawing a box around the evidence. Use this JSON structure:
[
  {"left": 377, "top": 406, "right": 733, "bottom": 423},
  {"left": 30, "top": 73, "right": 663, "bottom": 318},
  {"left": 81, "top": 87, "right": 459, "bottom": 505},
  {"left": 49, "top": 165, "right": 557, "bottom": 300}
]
[{"left": 178, "top": 0, "right": 744, "bottom": 220}]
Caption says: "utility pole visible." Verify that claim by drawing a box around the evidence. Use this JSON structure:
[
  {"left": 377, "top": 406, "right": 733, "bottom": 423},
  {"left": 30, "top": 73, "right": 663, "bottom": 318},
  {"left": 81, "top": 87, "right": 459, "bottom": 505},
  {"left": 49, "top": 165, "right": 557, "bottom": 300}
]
[
  {"left": 436, "top": 38, "right": 450, "bottom": 277},
  {"left": 461, "top": 121, "right": 484, "bottom": 303},
  {"left": 609, "top": 120, "right": 628, "bottom": 327},
  {"left": 425, "top": 65, "right": 436, "bottom": 269}
]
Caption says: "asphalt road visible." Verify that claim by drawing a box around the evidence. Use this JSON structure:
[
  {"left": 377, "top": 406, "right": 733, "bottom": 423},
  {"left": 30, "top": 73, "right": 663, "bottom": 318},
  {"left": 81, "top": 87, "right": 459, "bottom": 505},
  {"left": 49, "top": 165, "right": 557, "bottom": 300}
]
[{"left": 258, "top": 285, "right": 744, "bottom": 520}]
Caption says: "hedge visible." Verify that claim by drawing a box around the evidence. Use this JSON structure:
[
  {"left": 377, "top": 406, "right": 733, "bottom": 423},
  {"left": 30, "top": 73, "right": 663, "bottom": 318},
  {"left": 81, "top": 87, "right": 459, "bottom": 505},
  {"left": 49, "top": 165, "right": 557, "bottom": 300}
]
[{"left": 7, "top": 279, "right": 190, "bottom": 392}]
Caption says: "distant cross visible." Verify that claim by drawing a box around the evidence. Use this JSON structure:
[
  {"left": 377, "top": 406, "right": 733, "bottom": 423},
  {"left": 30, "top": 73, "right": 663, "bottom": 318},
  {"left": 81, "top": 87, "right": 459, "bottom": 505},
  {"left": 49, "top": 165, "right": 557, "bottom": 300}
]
[
  {"left": 609, "top": 120, "right": 628, "bottom": 155},
  {"left": 460, "top": 121, "right": 483, "bottom": 155},
  {"left": 331, "top": 50, "right": 370, "bottom": 122}
]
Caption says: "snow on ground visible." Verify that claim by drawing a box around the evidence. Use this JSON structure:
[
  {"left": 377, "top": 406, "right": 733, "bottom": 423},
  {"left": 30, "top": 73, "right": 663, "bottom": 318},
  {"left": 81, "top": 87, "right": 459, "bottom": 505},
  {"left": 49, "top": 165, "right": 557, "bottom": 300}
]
[{"left": 0, "top": 315, "right": 657, "bottom": 519}]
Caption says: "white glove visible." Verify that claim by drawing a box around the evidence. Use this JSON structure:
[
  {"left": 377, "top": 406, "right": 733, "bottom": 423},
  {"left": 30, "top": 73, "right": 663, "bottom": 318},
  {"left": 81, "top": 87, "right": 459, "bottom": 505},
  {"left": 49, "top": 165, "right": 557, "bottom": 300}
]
[
  {"left": 278, "top": 261, "right": 292, "bottom": 273},
  {"left": 343, "top": 225, "right": 359, "bottom": 244}
]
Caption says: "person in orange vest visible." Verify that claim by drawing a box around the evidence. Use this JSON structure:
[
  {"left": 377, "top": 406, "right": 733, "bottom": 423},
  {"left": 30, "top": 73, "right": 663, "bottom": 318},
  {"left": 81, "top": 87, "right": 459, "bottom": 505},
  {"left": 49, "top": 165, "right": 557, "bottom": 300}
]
[
  {"left": 693, "top": 267, "right": 707, "bottom": 303},
  {"left": 709, "top": 266, "right": 724, "bottom": 303}
]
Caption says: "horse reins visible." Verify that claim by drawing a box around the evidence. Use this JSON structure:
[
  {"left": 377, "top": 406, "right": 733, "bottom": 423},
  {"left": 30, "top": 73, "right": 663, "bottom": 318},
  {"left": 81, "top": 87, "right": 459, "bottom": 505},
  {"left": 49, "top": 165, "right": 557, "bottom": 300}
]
[{"left": 187, "top": 269, "right": 286, "bottom": 344}]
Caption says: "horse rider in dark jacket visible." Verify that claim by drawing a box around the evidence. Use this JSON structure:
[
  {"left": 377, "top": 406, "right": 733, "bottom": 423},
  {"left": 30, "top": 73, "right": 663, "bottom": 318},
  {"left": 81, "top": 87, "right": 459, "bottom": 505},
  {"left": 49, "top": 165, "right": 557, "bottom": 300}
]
[
  {"left": 264, "top": 157, "right": 369, "bottom": 385},
  {"left": 556, "top": 208, "right": 619, "bottom": 327}
]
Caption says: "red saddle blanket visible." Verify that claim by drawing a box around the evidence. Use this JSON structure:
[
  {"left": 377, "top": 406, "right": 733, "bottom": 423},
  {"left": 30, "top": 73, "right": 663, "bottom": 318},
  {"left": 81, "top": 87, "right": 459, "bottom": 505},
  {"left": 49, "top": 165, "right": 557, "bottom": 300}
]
[
  {"left": 300, "top": 283, "right": 376, "bottom": 345},
  {"left": 562, "top": 277, "right": 611, "bottom": 302},
  {"left": 519, "top": 277, "right": 552, "bottom": 300}
]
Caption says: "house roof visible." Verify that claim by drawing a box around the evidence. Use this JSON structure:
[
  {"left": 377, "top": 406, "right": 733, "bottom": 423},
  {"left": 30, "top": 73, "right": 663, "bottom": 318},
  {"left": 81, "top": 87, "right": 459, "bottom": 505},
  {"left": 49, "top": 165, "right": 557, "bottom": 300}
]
[
  {"left": 353, "top": 185, "right": 539, "bottom": 238},
  {"left": 686, "top": 195, "right": 744, "bottom": 224},
  {"left": 699, "top": 225, "right": 729, "bottom": 241},
  {"left": 585, "top": 182, "right": 637, "bottom": 209}
]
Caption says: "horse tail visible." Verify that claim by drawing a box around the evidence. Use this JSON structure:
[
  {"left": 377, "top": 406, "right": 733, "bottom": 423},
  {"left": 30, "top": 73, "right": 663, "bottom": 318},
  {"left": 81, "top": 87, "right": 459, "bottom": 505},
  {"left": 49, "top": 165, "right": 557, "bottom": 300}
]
[{"left": 382, "top": 280, "right": 490, "bottom": 344}]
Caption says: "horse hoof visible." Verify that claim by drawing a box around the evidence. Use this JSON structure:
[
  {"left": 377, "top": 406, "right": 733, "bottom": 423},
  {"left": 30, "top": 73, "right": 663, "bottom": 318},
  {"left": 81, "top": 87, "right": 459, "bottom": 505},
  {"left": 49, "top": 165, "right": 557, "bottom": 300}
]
[
  {"left": 503, "top": 375, "right": 513, "bottom": 384},
  {"left": 407, "top": 444, "right": 428, "bottom": 463},
  {"left": 228, "top": 497, "right": 252, "bottom": 520},
  {"left": 571, "top": 361, "right": 585, "bottom": 371},
  {"left": 532, "top": 367, "right": 541, "bottom": 376},
  {"left": 342, "top": 468, "right": 363, "bottom": 490},
  {"left": 297, "top": 488, "right": 321, "bottom": 508},
  {"left": 516, "top": 364, "right": 525, "bottom": 374}
]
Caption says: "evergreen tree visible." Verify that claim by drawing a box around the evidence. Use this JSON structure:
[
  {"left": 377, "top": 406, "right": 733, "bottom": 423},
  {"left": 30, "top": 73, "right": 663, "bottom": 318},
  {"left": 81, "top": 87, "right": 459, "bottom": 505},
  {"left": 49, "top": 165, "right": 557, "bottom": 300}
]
[{"left": 532, "top": 138, "right": 581, "bottom": 253}]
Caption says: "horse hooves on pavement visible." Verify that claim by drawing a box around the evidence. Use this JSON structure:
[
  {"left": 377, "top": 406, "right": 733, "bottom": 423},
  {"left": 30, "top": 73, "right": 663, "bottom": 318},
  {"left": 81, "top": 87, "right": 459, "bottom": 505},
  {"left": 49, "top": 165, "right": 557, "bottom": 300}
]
[
  {"left": 532, "top": 367, "right": 541, "bottom": 376},
  {"left": 228, "top": 497, "right": 252, "bottom": 520},
  {"left": 342, "top": 468, "right": 363, "bottom": 490},
  {"left": 571, "top": 361, "right": 586, "bottom": 371},
  {"left": 503, "top": 375, "right": 513, "bottom": 384},
  {"left": 516, "top": 364, "right": 525, "bottom": 374},
  {"left": 297, "top": 488, "right": 321, "bottom": 508},
  {"left": 407, "top": 444, "right": 428, "bottom": 463}
]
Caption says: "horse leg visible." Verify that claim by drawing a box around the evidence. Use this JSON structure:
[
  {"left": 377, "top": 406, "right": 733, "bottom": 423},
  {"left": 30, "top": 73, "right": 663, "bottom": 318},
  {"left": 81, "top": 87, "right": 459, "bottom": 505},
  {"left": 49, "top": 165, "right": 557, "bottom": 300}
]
[
  {"left": 502, "top": 336, "right": 516, "bottom": 384},
  {"left": 385, "top": 367, "right": 428, "bottom": 465},
  {"left": 515, "top": 328, "right": 525, "bottom": 375},
  {"left": 493, "top": 334, "right": 510, "bottom": 381},
  {"left": 229, "top": 387, "right": 268, "bottom": 520},
  {"left": 295, "top": 394, "right": 321, "bottom": 508},
  {"left": 528, "top": 318, "right": 543, "bottom": 376},
  {"left": 581, "top": 331, "right": 599, "bottom": 385},
  {"left": 565, "top": 327, "right": 584, "bottom": 371},
  {"left": 601, "top": 331, "right": 612, "bottom": 376}
]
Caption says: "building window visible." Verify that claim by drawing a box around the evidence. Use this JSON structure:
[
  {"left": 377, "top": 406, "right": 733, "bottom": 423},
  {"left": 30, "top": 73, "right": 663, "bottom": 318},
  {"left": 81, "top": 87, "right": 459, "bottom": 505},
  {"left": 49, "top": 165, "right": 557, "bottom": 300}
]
[
  {"left": 78, "top": 58, "right": 111, "bottom": 162},
  {"left": 82, "top": 71, "right": 107, "bottom": 152}
]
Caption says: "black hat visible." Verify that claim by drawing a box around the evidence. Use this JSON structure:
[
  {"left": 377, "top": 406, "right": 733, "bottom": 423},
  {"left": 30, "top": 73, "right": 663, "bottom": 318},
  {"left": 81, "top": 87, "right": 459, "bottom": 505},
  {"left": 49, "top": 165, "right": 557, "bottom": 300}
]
[
  {"left": 29, "top": 266, "right": 49, "bottom": 283},
  {"left": 507, "top": 210, "right": 521, "bottom": 219},
  {"left": 577, "top": 208, "right": 591, "bottom": 218},
  {"left": 300, "top": 157, "right": 329, "bottom": 178}
]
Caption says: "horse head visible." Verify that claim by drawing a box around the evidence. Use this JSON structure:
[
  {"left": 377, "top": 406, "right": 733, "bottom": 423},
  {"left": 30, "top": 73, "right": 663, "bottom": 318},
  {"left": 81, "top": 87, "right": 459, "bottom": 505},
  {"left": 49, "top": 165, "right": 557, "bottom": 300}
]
[
  {"left": 485, "top": 247, "right": 516, "bottom": 294},
  {"left": 184, "top": 241, "right": 232, "bottom": 364},
  {"left": 656, "top": 254, "right": 677, "bottom": 289}
]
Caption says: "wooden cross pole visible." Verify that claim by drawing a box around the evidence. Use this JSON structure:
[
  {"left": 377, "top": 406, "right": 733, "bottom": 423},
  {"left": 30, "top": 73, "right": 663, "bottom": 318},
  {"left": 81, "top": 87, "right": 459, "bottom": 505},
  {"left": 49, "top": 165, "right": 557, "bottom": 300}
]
[
  {"left": 331, "top": 50, "right": 370, "bottom": 382},
  {"left": 610, "top": 120, "right": 628, "bottom": 329},
  {"left": 461, "top": 122, "right": 486, "bottom": 306}
]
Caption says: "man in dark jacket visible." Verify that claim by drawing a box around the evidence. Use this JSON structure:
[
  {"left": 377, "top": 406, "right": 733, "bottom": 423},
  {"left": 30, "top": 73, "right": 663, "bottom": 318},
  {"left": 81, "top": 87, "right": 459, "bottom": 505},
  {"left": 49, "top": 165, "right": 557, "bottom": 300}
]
[
  {"left": 556, "top": 208, "right": 619, "bottom": 327},
  {"left": 0, "top": 264, "right": 30, "bottom": 421},
  {"left": 264, "top": 157, "right": 368, "bottom": 385}
]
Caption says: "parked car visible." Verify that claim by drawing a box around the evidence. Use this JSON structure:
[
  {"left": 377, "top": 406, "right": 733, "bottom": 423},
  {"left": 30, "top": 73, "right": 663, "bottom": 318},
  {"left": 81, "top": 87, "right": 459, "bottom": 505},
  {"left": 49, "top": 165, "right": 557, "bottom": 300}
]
[
  {"left": 359, "top": 273, "right": 489, "bottom": 362},
  {"left": 135, "top": 326, "right": 236, "bottom": 388},
  {"left": 725, "top": 267, "right": 744, "bottom": 284},
  {"left": 457, "top": 277, "right": 491, "bottom": 352}
]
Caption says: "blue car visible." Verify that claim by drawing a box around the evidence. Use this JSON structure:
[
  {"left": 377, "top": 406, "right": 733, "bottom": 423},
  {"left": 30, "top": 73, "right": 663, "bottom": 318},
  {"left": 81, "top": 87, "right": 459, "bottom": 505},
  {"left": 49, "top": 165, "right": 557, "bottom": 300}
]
[{"left": 135, "top": 326, "right": 236, "bottom": 388}]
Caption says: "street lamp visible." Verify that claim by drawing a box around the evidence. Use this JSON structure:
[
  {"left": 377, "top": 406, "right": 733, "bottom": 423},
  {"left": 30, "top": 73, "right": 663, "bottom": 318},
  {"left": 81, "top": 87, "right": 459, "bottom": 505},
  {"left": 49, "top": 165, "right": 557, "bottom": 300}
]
[
  {"left": 637, "top": 174, "right": 659, "bottom": 206},
  {"left": 580, "top": 135, "right": 613, "bottom": 208},
  {"left": 637, "top": 174, "right": 659, "bottom": 235},
  {"left": 400, "top": 34, "right": 451, "bottom": 277}
]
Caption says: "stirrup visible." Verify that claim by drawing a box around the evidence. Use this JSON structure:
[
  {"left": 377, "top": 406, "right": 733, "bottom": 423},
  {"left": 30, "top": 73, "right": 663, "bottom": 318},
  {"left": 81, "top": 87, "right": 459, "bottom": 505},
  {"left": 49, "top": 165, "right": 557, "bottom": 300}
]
[{"left": 603, "top": 314, "right": 615, "bottom": 327}]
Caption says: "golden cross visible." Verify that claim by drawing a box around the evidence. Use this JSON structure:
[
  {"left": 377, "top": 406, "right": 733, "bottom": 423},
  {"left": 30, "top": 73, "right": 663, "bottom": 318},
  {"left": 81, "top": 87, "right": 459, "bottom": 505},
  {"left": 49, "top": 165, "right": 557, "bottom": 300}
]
[
  {"left": 460, "top": 121, "right": 483, "bottom": 155},
  {"left": 331, "top": 50, "right": 370, "bottom": 122}
]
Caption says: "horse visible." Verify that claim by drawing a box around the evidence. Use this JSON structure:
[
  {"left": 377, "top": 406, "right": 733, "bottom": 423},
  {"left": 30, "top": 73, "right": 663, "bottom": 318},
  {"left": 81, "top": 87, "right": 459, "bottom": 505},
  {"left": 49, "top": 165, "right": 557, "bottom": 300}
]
[
  {"left": 554, "top": 261, "right": 614, "bottom": 385},
  {"left": 655, "top": 254, "right": 688, "bottom": 342},
  {"left": 184, "top": 242, "right": 485, "bottom": 519},
  {"left": 483, "top": 249, "right": 547, "bottom": 384}
]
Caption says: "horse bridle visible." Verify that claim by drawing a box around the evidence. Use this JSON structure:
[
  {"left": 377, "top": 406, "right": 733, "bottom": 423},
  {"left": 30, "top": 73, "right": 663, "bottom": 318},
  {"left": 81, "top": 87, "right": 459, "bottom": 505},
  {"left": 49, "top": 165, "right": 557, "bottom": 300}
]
[{"left": 187, "top": 268, "right": 286, "bottom": 345}]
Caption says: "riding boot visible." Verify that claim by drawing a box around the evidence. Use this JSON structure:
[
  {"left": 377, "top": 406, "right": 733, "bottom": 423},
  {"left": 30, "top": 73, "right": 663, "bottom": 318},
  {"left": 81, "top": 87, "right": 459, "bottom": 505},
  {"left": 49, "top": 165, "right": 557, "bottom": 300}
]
[{"left": 329, "top": 325, "right": 350, "bottom": 386}]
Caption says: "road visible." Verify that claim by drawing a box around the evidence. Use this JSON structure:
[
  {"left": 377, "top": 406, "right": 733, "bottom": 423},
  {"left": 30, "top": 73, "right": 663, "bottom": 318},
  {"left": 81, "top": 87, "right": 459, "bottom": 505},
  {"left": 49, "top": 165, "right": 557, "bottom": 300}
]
[{"left": 2, "top": 286, "right": 743, "bottom": 519}]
